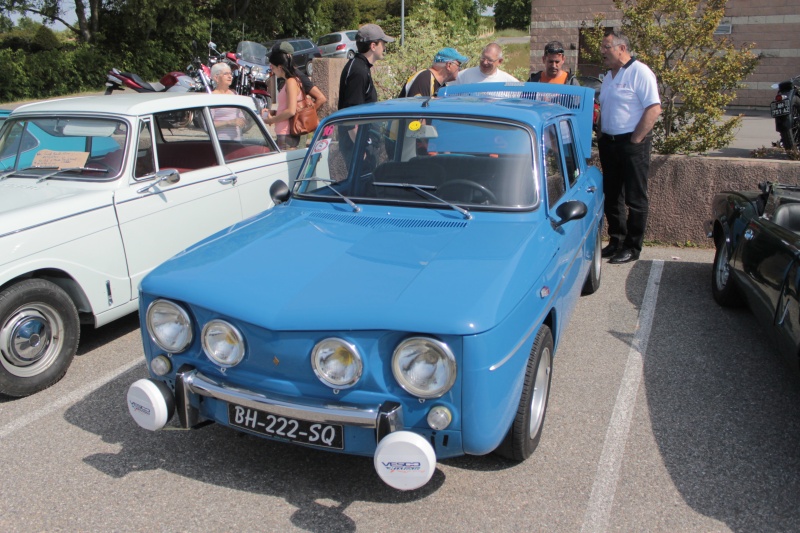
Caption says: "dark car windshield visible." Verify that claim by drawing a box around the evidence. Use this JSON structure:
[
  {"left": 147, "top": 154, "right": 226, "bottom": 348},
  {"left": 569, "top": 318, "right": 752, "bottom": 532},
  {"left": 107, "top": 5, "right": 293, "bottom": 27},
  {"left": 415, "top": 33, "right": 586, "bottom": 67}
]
[
  {"left": 295, "top": 117, "right": 538, "bottom": 210},
  {"left": 0, "top": 117, "right": 127, "bottom": 177}
]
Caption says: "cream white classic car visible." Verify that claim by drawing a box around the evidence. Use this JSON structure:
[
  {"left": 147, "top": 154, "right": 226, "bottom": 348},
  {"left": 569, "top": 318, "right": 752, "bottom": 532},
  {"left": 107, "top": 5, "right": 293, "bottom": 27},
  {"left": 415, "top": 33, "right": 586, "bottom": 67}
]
[{"left": 0, "top": 92, "right": 304, "bottom": 396}]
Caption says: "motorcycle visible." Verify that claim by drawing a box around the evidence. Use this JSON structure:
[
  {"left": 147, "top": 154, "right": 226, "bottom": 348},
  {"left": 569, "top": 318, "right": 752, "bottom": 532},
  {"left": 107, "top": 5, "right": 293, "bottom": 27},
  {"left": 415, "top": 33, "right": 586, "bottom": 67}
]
[
  {"left": 771, "top": 75, "right": 800, "bottom": 150},
  {"left": 104, "top": 56, "right": 213, "bottom": 128},
  {"left": 207, "top": 41, "right": 272, "bottom": 113}
]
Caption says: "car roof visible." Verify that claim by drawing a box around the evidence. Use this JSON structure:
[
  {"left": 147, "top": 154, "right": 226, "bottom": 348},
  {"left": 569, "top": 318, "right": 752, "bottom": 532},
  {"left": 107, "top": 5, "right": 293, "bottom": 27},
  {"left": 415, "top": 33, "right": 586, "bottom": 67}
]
[
  {"left": 11, "top": 92, "right": 256, "bottom": 117},
  {"left": 331, "top": 82, "right": 596, "bottom": 159}
]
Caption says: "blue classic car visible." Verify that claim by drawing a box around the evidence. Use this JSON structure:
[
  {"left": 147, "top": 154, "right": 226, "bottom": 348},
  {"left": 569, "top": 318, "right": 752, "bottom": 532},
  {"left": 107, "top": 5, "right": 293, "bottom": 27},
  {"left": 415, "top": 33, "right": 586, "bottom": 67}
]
[
  {"left": 709, "top": 182, "right": 800, "bottom": 370},
  {"left": 127, "top": 83, "right": 604, "bottom": 490}
]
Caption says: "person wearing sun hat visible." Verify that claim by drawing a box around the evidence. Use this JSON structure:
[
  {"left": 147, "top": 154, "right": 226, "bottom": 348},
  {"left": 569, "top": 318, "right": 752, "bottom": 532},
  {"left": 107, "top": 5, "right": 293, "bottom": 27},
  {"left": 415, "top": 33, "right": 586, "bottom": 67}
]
[{"left": 398, "top": 47, "right": 468, "bottom": 98}]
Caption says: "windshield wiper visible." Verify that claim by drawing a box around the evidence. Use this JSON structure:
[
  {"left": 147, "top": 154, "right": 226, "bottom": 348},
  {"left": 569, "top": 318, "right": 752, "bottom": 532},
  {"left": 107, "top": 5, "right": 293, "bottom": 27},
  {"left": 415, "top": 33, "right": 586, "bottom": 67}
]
[
  {"left": 373, "top": 181, "right": 472, "bottom": 220},
  {"left": 36, "top": 166, "right": 110, "bottom": 183},
  {"left": 296, "top": 177, "right": 360, "bottom": 213}
]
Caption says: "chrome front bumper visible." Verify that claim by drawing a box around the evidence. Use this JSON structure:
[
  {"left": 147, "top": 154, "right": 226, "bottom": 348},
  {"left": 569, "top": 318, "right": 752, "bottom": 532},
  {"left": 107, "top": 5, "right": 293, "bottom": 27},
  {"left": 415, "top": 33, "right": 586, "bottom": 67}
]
[{"left": 174, "top": 366, "right": 404, "bottom": 442}]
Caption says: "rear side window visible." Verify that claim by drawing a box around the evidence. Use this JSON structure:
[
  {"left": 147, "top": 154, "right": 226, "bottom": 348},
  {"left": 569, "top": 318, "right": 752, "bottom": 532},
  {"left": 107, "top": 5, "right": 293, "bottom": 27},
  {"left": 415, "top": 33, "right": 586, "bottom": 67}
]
[
  {"left": 346, "top": 31, "right": 357, "bottom": 41},
  {"left": 318, "top": 34, "right": 341, "bottom": 45}
]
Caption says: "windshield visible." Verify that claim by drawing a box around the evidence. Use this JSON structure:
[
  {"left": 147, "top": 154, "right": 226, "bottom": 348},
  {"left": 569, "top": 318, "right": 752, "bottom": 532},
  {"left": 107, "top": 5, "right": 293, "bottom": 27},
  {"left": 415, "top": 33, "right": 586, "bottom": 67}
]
[
  {"left": 0, "top": 117, "right": 127, "bottom": 178},
  {"left": 296, "top": 117, "right": 537, "bottom": 210},
  {"left": 237, "top": 41, "right": 268, "bottom": 65}
]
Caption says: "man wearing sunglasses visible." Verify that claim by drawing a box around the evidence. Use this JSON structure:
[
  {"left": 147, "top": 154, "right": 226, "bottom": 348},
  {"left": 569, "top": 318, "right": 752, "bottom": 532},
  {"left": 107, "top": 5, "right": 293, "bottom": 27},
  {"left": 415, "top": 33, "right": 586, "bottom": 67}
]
[
  {"left": 451, "top": 43, "right": 518, "bottom": 85},
  {"left": 528, "top": 41, "right": 580, "bottom": 85}
]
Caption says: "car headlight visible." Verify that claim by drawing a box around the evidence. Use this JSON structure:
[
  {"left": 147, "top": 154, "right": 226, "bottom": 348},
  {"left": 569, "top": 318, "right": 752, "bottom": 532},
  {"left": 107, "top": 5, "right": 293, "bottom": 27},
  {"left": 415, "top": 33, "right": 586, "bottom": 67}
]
[
  {"left": 146, "top": 300, "right": 193, "bottom": 353},
  {"left": 392, "top": 337, "right": 456, "bottom": 399},
  {"left": 311, "top": 338, "right": 362, "bottom": 389},
  {"left": 202, "top": 320, "right": 246, "bottom": 367}
]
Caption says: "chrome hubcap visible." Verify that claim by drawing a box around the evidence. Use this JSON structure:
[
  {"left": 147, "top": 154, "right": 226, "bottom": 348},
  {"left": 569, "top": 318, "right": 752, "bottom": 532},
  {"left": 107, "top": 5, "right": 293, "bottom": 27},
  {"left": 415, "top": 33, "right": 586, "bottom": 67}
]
[
  {"left": 0, "top": 304, "right": 64, "bottom": 377},
  {"left": 529, "top": 347, "right": 552, "bottom": 439}
]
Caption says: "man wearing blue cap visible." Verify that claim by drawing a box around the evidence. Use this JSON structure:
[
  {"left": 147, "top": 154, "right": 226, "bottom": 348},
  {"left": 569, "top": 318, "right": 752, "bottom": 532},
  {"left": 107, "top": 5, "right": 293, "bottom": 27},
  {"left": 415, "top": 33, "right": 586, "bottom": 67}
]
[{"left": 398, "top": 47, "right": 468, "bottom": 98}]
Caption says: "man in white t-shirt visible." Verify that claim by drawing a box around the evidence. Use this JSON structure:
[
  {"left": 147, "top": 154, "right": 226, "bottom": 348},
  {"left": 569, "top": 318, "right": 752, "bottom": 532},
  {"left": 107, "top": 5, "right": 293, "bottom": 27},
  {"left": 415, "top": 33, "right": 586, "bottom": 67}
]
[
  {"left": 597, "top": 29, "right": 661, "bottom": 264},
  {"left": 451, "top": 43, "right": 518, "bottom": 85}
]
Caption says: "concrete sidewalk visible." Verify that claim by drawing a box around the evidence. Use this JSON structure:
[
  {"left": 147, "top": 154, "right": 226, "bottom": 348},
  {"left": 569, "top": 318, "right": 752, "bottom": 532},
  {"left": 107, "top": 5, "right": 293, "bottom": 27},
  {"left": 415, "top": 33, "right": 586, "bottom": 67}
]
[{"left": 705, "top": 108, "right": 777, "bottom": 158}]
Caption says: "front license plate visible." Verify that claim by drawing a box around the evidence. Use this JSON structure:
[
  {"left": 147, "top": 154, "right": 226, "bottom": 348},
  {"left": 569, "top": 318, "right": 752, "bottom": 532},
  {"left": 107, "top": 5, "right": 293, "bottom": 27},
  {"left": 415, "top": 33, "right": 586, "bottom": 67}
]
[
  {"left": 771, "top": 100, "right": 790, "bottom": 117},
  {"left": 227, "top": 403, "right": 343, "bottom": 449}
]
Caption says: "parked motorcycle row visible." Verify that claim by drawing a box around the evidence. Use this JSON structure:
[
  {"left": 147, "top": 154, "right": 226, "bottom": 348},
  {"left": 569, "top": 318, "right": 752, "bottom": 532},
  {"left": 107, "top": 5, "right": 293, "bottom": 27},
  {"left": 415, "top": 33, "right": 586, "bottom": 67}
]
[
  {"left": 771, "top": 75, "right": 800, "bottom": 150},
  {"left": 104, "top": 40, "right": 273, "bottom": 125}
]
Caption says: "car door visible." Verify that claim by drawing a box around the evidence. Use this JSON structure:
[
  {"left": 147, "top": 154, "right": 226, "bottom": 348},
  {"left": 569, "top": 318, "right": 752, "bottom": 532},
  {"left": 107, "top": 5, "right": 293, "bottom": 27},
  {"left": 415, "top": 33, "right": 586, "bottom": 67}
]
[
  {"left": 114, "top": 108, "right": 243, "bottom": 293},
  {"left": 732, "top": 215, "right": 800, "bottom": 338},
  {"left": 212, "top": 104, "right": 306, "bottom": 219},
  {"left": 542, "top": 121, "right": 587, "bottom": 321}
]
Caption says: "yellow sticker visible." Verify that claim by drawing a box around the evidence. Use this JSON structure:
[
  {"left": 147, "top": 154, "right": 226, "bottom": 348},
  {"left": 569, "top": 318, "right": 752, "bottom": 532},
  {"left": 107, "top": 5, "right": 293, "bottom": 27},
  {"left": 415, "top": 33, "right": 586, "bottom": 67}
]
[{"left": 408, "top": 121, "right": 421, "bottom": 131}]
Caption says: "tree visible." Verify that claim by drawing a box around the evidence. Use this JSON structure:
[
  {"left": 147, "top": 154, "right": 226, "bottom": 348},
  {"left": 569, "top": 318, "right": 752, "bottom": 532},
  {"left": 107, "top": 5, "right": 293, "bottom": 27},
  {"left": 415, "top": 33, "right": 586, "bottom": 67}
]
[
  {"left": 1, "top": 0, "right": 101, "bottom": 43},
  {"left": 372, "top": 0, "right": 493, "bottom": 101},
  {"left": 494, "top": 0, "right": 531, "bottom": 30},
  {"left": 585, "top": 0, "right": 759, "bottom": 154}
]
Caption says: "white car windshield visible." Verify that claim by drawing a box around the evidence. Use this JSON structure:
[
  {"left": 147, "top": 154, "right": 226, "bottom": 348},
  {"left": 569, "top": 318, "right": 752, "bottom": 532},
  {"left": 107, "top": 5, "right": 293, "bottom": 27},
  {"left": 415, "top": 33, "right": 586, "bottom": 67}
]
[
  {"left": 0, "top": 117, "right": 128, "bottom": 178},
  {"left": 295, "top": 117, "right": 538, "bottom": 210}
]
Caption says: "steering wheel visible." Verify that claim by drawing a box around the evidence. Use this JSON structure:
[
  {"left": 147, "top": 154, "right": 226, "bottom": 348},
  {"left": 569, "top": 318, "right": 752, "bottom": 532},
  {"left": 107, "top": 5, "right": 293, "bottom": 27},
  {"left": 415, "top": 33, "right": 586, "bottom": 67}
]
[{"left": 437, "top": 179, "right": 497, "bottom": 204}]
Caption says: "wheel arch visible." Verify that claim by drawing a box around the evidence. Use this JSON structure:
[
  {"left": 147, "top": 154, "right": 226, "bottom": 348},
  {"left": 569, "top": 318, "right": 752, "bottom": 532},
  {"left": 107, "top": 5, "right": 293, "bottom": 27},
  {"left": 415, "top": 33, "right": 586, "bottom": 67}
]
[{"left": 0, "top": 269, "right": 93, "bottom": 322}]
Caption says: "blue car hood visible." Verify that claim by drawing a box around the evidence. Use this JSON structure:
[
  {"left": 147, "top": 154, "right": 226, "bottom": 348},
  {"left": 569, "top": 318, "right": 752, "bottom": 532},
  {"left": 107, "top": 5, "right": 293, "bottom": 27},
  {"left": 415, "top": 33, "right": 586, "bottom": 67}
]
[{"left": 142, "top": 205, "right": 549, "bottom": 335}]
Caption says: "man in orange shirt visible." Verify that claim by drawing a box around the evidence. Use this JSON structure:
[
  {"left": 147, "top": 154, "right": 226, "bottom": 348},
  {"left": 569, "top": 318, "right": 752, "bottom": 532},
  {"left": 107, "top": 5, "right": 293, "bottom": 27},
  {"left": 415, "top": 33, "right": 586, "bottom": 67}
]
[{"left": 528, "top": 41, "right": 580, "bottom": 85}]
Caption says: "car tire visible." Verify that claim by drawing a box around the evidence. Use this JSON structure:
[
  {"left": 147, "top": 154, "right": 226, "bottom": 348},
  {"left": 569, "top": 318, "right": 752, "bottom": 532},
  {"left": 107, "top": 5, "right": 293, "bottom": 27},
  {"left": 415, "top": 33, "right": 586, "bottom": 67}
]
[
  {"left": 306, "top": 61, "right": 313, "bottom": 77},
  {"left": 778, "top": 96, "right": 800, "bottom": 150},
  {"left": 495, "top": 325, "right": 553, "bottom": 461},
  {"left": 0, "top": 279, "right": 80, "bottom": 397},
  {"left": 711, "top": 239, "right": 744, "bottom": 307},
  {"left": 582, "top": 225, "right": 602, "bottom": 295},
  {"left": 347, "top": 50, "right": 355, "bottom": 59}
]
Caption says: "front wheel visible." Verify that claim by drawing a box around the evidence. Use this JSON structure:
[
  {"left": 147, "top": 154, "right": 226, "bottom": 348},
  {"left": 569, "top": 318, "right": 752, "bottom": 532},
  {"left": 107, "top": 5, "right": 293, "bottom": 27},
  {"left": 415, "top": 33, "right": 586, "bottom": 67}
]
[
  {"left": 711, "top": 239, "right": 744, "bottom": 307},
  {"left": 0, "top": 279, "right": 80, "bottom": 397},
  {"left": 495, "top": 325, "right": 554, "bottom": 461}
]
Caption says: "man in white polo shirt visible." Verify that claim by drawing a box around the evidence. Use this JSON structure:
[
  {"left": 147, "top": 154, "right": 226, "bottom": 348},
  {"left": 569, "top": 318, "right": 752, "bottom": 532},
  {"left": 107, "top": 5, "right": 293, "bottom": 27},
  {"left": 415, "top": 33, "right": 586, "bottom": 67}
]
[
  {"left": 598, "top": 29, "right": 661, "bottom": 264},
  {"left": 451, "top": 43, "right": 518, "bottom": 85}
]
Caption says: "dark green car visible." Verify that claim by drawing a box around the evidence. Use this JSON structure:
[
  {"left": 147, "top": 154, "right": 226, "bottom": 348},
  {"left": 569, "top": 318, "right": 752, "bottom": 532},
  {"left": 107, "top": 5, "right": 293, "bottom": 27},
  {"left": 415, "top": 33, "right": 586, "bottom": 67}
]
[{"left": 709, "top": 182, "right": 800, "bottom": 370}]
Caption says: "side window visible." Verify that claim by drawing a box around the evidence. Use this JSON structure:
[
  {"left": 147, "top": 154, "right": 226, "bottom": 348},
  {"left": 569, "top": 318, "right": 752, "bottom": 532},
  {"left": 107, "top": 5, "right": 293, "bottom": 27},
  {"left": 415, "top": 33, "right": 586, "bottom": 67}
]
[
  {"left": 134, "top": 119, "right": 155, "bottom": 179},
  {"left": 214, "top": 107, "right": 277, "bottom": 163},
  {"left": 154, "top": 107, "right": 218, "bottom": 172},
  {"left": 560, "top": 120, "right": 579, "bottom": 187},
  {"left": 542, "top": 124, "right": 566, "bottom": 208}
]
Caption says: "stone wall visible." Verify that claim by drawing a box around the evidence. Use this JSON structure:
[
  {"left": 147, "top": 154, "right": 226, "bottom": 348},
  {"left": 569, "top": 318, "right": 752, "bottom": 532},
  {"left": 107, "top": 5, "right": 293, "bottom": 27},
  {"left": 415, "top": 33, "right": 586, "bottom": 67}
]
[
  {"left": 647, "top": 155, "right": 800, "bottom": 247},
  {"left": 310, "top": 57, "right": 800, "bottom": 248}
]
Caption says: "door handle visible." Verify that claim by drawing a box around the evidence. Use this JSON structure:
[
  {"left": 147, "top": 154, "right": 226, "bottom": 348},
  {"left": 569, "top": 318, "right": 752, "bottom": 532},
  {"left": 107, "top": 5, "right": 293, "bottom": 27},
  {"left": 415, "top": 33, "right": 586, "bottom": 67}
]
[
  {"left": 586, "top": 186, "right": 596, "bottom": 193},
  {"left": 219, "top": 175, "right": 238, "bottom": 185}
]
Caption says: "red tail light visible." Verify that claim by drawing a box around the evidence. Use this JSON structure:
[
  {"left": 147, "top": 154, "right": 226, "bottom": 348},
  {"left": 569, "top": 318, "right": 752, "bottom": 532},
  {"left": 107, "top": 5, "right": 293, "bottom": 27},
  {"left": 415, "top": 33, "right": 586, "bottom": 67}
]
[
  {"left": 336, "top": 44, "right": 346, "bottom": 51},
  {"left": 776, "top": 94, "right": 787, "bottom": 102}
]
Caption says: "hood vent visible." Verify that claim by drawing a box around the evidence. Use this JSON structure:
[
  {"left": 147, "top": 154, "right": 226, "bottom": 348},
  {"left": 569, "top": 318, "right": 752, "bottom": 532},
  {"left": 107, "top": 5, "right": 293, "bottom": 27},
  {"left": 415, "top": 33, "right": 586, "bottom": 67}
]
[{"left": 308, "top": 212, "right": 468, "bottom": 229}]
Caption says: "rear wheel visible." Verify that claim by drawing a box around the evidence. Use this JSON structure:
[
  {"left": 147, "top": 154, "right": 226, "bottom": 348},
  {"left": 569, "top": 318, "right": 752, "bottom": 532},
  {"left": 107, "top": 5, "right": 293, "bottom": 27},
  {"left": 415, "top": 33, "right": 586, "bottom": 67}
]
[
  {"left": 711, "top": 239, "right": 744, "bottom": 307},
  {"left": 0, "top": 279, "right": 80, "bottom": 397},
  {"left": 495, "top": 325, "right": 553, "bottom": 461},
  {"left": 305, "top": 61, "right": 314, "bottom": 77},
  {"left": 778, "top": 96, "right": 800, "bottom": 150}
]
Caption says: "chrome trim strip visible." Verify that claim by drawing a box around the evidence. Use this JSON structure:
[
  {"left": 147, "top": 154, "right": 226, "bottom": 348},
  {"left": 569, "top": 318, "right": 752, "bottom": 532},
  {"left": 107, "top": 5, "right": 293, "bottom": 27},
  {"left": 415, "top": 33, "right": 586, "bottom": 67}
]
[
  {"left": 0, "top": 203, "right": 114, "bottom": 239},
  {"left": 180, "top": 369, "right": 386, "bottom": 428}
]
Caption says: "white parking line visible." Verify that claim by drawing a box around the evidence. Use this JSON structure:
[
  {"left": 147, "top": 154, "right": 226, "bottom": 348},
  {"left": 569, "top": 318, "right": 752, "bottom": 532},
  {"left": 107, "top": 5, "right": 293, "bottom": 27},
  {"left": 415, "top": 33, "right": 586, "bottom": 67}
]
[
  {"left": 0, "top": 358, "right": 143, "bottom": 440},
  {"left": 581, "top": 260, "right": 664, "bottom": 533}
]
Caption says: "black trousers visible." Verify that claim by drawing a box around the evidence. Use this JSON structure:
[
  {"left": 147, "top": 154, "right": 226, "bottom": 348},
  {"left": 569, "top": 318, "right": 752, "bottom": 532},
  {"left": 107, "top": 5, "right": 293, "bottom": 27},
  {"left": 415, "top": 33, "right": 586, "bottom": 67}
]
[{"left": 598, "top": 134, "right": 653, "bottom": 253}]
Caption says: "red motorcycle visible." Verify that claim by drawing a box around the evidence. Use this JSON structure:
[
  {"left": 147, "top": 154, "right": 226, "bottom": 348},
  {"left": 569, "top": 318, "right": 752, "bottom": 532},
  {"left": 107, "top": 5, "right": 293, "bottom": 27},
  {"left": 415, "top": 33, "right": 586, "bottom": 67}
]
[{"left": 208, "top": 41, "right": 272, "bottom": 113}]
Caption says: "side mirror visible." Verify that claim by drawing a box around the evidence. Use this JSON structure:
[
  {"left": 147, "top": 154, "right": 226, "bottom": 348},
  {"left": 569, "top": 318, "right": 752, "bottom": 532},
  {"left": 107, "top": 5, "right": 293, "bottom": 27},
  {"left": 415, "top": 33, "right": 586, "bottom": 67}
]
[
  {"left": 136, "top": 168, "right": 180, "bottom": 194},
  {"left": 552, "top": 200, "right": 588, "bottom": 228},
  {"left": 270, "top": 180, "right": 290, "bottom": 204}
]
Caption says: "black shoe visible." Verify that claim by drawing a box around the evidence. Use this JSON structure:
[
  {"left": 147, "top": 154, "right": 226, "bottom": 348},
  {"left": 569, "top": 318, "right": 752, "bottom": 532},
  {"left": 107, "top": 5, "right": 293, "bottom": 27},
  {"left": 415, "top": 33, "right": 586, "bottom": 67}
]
[
  {"left": 609, "top": 248, "right": 640, "bottom": 264},
  {"left": 601, "top": 243, "right": 620, "bottom": 258}
]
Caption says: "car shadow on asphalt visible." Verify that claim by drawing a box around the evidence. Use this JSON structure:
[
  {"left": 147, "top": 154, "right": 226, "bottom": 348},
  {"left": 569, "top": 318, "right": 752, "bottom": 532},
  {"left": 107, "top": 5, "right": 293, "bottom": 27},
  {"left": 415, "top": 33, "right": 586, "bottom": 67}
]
[
  {"left": 62, "top": 366, "right": 444, "bottom": 531},
  {"left": 632, "top": 258, "right": 800, "bottom": 532}
]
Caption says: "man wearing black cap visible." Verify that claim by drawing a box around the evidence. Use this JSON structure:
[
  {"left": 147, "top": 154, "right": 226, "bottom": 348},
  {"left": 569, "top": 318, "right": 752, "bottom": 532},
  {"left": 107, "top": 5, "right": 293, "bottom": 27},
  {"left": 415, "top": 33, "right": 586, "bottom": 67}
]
[{"left": 338, "top": 23, "right": 394, "bottom": 110}]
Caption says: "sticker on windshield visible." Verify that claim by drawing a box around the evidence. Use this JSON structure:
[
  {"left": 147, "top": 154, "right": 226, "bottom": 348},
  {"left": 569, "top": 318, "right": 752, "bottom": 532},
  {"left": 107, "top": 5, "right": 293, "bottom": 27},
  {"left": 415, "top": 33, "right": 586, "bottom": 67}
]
[
  {"left": 312, "top": 139, "right": 331, "bottom": 154},
  {"left": 408, "top": 121, "right": 422, "bottom": 132}
]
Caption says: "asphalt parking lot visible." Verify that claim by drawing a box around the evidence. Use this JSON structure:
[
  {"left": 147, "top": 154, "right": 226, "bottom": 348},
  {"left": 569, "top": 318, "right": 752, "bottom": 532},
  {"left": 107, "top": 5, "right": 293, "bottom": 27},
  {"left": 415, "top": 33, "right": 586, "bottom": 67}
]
[{"left": 1, "top": 246, "right": 798, "bottom": 532}]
